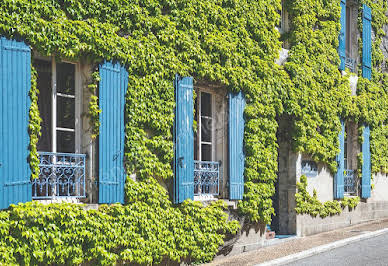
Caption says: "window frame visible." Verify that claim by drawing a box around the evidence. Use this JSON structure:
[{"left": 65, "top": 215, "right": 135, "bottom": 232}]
[
  {"left": 195, "top": 88, "right": 216, "bottom": 162},
  {"left": 344, "top": 0, "right": 358, "bottom": 72},
  {"left": 33, "top": 55, "right": 82, "bottom": 154}
]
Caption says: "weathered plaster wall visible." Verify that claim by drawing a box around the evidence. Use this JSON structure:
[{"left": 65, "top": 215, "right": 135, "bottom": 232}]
[
  {"left": 213, "top": 88, "right": 229, "bottom": 199},
  {"left": 299, "top": 154, "right": 334, "bottom": 203},
  {"left": 80, "top": 62, "right": 98, "bottom": 203},
  {"left": 277, "top": 142, "right": 297, "bottom": 234},
  {"left": 371, "top": 173, "right": 388, "bottom": 202},
  {"left": 216, "top": 210, "right": 267, "bottom": 258}
]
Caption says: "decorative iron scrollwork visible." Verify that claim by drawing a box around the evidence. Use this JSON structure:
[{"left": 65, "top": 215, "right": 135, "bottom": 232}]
[
  {"left": 194, "top": 161, "right": 220, "bottom": 196},
  {"left": 32, "top": 152, "right": 86, "bottom": 199}
]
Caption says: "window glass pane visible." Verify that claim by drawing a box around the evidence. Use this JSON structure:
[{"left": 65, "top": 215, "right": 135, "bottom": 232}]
[
  {"left": 201, "top": 92, "right": 212, "bottom": 117},
  {"left": 57, "top": 131, "right": 75, "bottom": 153},
  {"left": 194, "top": 94, "right": 199, "bottom": 160},
  {"left": 34, "top": 59, "right": 52, "bottom": 152},
  {"left": 201, "top": 117, "right": 212, "bottom": 142},
  {"left": 57, "top": 96, "right": 75, "bottom": 129},
  {"left": 201, "top": 144, "right": 212, "bottom": 161},
  {"left": 278, "top": 1, "right": 283, "bottom": 29},
  {"left": 346, "top": 6, "right": 351, "bottom": 54},
  {"left": 57, "top": 62, "right": 75, "bottom": 95}
]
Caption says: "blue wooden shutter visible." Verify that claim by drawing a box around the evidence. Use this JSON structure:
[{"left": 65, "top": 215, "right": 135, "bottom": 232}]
[
  {"left": 361, "top": 125, "right": 371, "bottom": 198},
  {"left": 229, "top": 91, "right": 245, "bottom": 200},
  {"left": 0, "top": 37, "right": 32, "bottom": 209},
  {"left": 339, "top": 0, "right": 346, "bottom": 70},
  {"left": 362, "top": 4, "right": 372, "bottom": 80},
  {"left": 334, "top": 120, "right": 345, "bottom": 199},
  {"left": 173, "top": 75, "right": 194, "bottom": 204},
  {"left": 361, "top": 4, "right": 372, "bottom": 198},
  {"left": 98, "top": 61, "right": 128, "bottom": 204}
]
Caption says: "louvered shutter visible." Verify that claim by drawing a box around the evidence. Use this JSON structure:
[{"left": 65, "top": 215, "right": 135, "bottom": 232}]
[
  {"left": 361, "top": 125, "right": 371, "bottom": 198},
  {"left": 339, "top": 0, "right": 346, "bottom": 70},
  {"left": 0, "top": 37, "right": 32, "bottom": 209},
  {"left": 98, "top": 61, "right": 127, "bottom": 204},
  {"left": 362, "top": 4, "right": 372, "bottom": 80},
  {"left": 229, "top": 91, "right": 245, "bottom": 200},
  {"left": 334, "top": 120, "right": 345, "bottom": 199},
  {"left": 173, "top": 75, "right": 194, "bottom": 204},
  {"left": 361, "top": 4, "right": 372, "bottom": 199}
]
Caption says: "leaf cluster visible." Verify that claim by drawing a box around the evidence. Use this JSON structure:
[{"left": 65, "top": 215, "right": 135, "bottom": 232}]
[
  {"left": 295, "top": 175, "right": 360, "bottom": 218},
  {"left": 0, "top": 181, "right": 239, "bottom": 265}
]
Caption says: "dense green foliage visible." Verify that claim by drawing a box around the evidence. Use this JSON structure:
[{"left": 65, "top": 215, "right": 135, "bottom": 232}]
[
  {"left": 295, "top": 176, "right": 360, "bottom": 218},
  {"left": 28, "top": 64, "right": 41, "bottom": 179},
  {"left": 356, "top": 0, "right": 388, "bottom": 174},
  {"left": 0, "top": 181, "right": 238, "bottom": 265},
  {"left": 283, "top": 0, "right": 350, "bottom": 172},
  {"left": 88, "top": 70, "right": 102, "bottom": 139},
  {"left": 0, "top": 0, "right": 387, "bottom": 263}
]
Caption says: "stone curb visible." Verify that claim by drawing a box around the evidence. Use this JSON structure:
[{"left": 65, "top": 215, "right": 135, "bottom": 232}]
[{"left": 256, "top": 228, "right": 388, "bottom": 266}]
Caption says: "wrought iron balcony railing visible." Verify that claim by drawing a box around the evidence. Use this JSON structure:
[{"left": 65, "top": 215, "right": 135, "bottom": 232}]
[
  {"left": 345, "top": 57, "right": 357, "bottom": 73},
  {"left": 194, "top": 161, "right": 220, "bottom": 196},
  {"left": 344, "top": 169, "right": 356, "bottom": 195},
  {"left": 32, "top": 152, "right": 86, "bottom": 199}
]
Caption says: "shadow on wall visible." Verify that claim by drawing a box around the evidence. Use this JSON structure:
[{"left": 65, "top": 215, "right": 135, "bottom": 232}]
[{"left": 218, "top": 209, "right": 266, "bottom": 256}]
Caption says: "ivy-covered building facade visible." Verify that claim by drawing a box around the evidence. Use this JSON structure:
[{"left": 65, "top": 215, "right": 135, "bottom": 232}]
[{"left": 0, "top": 0, "right": 387, "bottom": 264}]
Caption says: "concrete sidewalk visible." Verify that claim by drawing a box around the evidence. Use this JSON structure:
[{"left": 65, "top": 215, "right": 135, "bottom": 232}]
[{"left": 206, "top": 219, "right": 388, "bottom": 266}]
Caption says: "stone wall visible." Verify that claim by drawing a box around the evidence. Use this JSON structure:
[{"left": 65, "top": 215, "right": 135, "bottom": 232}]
[
  {"left": 297, "top": 201, "right": 388, "bottom": 236},
  {"left": 217, "top": 210, "right": 267, "bottom": 258}
]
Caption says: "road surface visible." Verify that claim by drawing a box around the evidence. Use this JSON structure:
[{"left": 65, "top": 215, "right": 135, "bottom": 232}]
[{"left": 286, "top": 232, "right": 388, "bottom": 266}]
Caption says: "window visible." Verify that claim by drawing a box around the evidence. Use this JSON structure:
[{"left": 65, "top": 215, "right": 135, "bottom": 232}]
[
  {"left": 32, "top": 57, "right": 85, "bottom": 199},
  {"left": 344, "top": 1, "right": 357, "bottom": 72},
  {"left": 193, "top": 86, "right": 228, "bottom": 199},
  {"left": 35, "top": 58, "right": 80, "bottom": 153},
  {"left": 277, "top": 0, "right": 288, "bottom": 34},
  {"left": 344, "top": 122, "right": 359, "bottom": 195},
  {"left": 195, "top": 91, "right": 214, "bottom": 162}
]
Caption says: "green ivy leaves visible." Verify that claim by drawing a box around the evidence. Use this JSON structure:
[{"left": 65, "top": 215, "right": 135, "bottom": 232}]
[
  {"left": 0, "top": 183, "right": 239, "bottom": 265},
  {"left": 1, "top": 1, "right": 386, "bottom": 258},
  {"left": 29, "top": 65, "right": 41, "bottom": 179},
  {"left": 295, "top": 175, "right": 360, "bottom": 218},
  {"left": 88, "top": 70, "right": 102, "bottom": 140}
]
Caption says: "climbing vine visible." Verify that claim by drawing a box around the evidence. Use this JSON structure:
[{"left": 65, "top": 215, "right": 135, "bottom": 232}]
[
  {"left": 87, "top": 69, "right": 101, "bottom": 140},
  {"left": 0, "top": 183, "right": 239, "bottom": 265},
  {"left": 355, "top": 0, "right": 388, "bottom": 174},
  {"left": 295, "top": 176, "right": 360, "bottom": 218},
  {"left": 0, "top": 1, "right": 387, "bottom": 263},
  {"left": 28, "top": 64, "right": 41, "bottom": 179}
]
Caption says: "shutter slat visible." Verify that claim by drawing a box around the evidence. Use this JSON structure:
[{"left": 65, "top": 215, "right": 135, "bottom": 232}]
[
  {"left": 362, "top": 4, "right": 372, "bottom": 79},
  {"left": 334, "top": 120, "right": 345, "bottom": 199},
  {"left": 98, "top": 61, "right": 127, "bottom": 204},
  {"left": 339, "top": 0, "right": 346, "bottom": 70},
  {"left": 362, "top": 125, "right": 371, "bottom": 198},
  {"left": 173, "top": 75, "right": 194, "bottom": 204},
  {"left": 229, "top": 91, "right": 245, "bottom": 200},
  {"left": 0, "top": 37, "right": 32, "bottom": 209}
]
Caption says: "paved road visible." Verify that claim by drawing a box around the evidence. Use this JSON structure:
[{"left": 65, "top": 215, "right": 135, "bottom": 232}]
[{"left": 286, "top": 232, "right": 388, "bottom": 266}]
